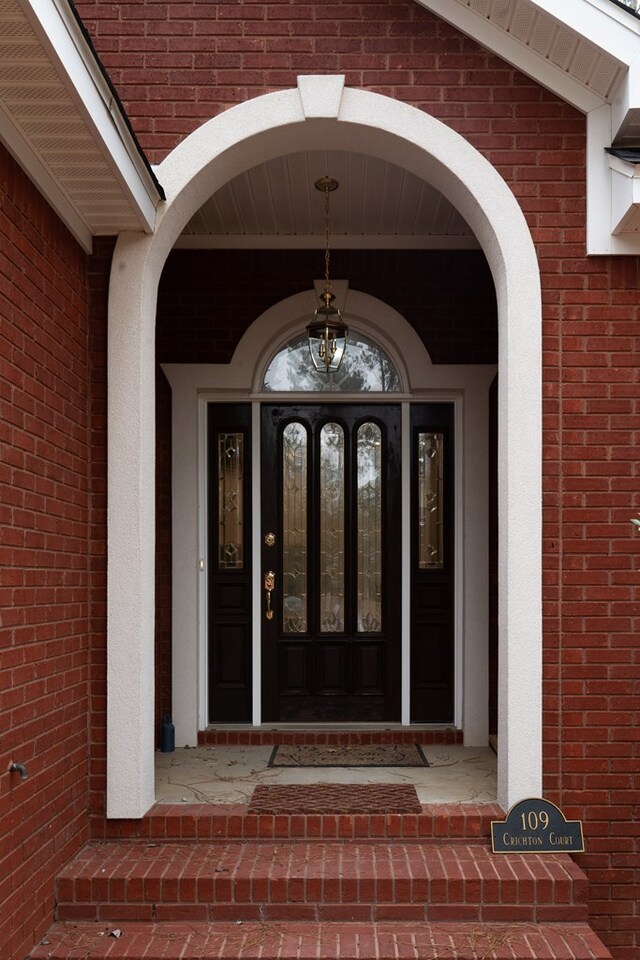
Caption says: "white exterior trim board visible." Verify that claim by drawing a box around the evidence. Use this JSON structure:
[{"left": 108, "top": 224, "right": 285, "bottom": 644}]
[{"left": 610, "top": 154, "right": 640, "bottom": 232}]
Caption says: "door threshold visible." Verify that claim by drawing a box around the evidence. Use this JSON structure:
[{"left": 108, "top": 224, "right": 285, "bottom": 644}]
[{"left": 203, "top": 723, "right": 459, "bottom": 730}]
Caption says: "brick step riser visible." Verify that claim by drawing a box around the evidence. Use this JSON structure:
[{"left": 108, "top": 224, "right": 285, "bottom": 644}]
[
  {"left": 197, "top": 730, "right": 463, "bottom": 746},
  {"left": 92, "top": 804, "right": 502, "bottom": 841},
  {"left": 56, "top": 900, "right": 588, "bottom": 924}
]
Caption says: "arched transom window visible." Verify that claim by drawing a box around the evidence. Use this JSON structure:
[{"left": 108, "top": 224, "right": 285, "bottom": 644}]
[{"left": 262, "top": 331, "right": 402, "bottom": 392}]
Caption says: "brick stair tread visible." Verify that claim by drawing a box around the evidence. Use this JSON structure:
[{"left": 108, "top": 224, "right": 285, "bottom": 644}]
[
  {"left": 56, "top": 841, "right": 589, "bottom": 923},
  {"left": 58, "top": 840, "right": 588, "bottom": 893},
  {"left": 31, "top": 920, "right": 612, "bottom": 960}
]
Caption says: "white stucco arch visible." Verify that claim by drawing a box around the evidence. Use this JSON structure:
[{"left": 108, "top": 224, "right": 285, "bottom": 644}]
[{"left": 107, "top": 75, "right": 541, "bottom": 817}]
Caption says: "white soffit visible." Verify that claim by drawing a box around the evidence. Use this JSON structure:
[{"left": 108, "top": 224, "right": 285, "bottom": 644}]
[
  {"left": 177, "top": 151, "right": 479, "bottom": 249},
  {"left": 0, "top": 0, "right": 162, "bottom": 252},
  {"left": 412, "top": 0, "right": 639, "bottom": 126},
  {"left": 413, "top": 0, "right": 640, "bottom": 251}
]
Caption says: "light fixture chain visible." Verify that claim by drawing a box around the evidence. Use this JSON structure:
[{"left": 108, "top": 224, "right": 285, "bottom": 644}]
[
  {"left": 307, "top": 175, "right": 347, "bottom": 376},
  {"left": 324, "top": 182, "right": 331, "bottom": 291}
]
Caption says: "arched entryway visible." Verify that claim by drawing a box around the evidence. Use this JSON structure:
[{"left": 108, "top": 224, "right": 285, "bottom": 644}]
[{"left": 106, "top": 76, "right": 542, "bottom": 818}]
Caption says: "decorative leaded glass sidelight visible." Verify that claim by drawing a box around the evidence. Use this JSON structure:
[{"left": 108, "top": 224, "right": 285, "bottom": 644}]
[
  {"left": 319, "top": 423, "right": 345, "bottom": 632},
  {"left": 417, "top": 432, "right": 444, "bottom": 569},
  {"left": 282, "top": 423, "right": 308, "bottom": 633},
  {"left": 218, "top": 433, "right": 244, "bottom": 569},
  {"left": 356, "top": 422, "right": 383, "bottom": 633}
]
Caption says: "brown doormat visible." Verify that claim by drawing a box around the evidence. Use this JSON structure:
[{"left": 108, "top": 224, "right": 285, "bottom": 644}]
[
  {"left": 248, "top": 783, "right": 422, "bottom": 814},
  {"left": 268, "top": 742, "right": 429, "bottom": 768}
]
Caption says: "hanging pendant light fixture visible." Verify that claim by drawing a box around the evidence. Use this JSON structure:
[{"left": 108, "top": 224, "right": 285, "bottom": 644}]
[{"left": 307, "top": 176, "right": 348, "bottom": 374}]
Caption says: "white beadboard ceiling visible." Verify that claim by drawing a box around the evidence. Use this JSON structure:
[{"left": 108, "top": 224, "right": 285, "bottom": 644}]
[{"left": 177, "top": 152, "right": 479, "bottom": 249}]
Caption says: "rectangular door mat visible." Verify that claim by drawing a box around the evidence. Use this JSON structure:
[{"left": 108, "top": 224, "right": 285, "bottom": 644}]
[
  {"left": 248, "top": 783, "right": 422, "bottom": 814},
  {"left": 268, "top": 742, "right": 429, "bottom": 768}
]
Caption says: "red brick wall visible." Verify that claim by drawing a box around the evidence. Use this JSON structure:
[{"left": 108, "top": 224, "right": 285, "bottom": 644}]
[
  {"left": 543, "top": 253, "right": 640, "bottom": 960},
  {"left": 75, "top": 0, "right": 578, "bottom": 164},
  {"left": 73, "top": 2, "right": 640, "bottom": 957},
  {"left": 85, "top": 237, "right": 114, "bottom": 823},
  {"left": 157, "top": 248, "right": 497, "bottom": 364},
  {"left": 0, "top": 145, "right": 90, "bottom": 959}
]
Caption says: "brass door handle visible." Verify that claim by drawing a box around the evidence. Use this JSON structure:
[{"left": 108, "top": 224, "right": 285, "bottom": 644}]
[{"left": 264, "top": 571, "right": 275, "bottom": 620}]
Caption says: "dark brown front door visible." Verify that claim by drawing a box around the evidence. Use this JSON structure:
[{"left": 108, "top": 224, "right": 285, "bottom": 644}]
[{"left": 261, "top": 404, "right": 401, "bottom": 722}]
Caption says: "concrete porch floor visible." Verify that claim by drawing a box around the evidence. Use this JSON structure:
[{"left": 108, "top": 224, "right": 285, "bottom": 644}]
[{"left": 155, "top": 743, "right": 497, "bottom": 805}]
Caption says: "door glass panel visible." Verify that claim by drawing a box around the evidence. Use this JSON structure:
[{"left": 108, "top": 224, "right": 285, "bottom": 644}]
[
  {"left": 418, "top": 432, "right": 444, "bottom": 569},
  {"left": 356, "top": 422, "right": 382, "bottom": 633},
  {"left": 320, "top": 423, "right": 345, "bottom": 632},
  {"left": 218, "top": 432, "right": 244, "bottom": 569},
  {"left": 282, "top": 423, "right": 308, "bottom": 633}
]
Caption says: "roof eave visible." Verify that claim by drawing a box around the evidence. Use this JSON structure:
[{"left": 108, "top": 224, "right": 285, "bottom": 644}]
[
  {"left": 413, "top": 0, "right": 640, "bottom": 254},
  {"left": 0, "top": 0, "right": 164, "bottom": 253}
]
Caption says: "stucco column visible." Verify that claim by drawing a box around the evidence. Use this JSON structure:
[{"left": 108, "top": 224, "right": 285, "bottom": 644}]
[{"left": 107, "top": 233, "right": 158, "bottom": 819}]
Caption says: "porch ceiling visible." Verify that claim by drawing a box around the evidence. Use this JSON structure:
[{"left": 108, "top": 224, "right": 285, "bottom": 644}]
[{"left": 176, "top": 152, "right": 480, "bottom": 251}]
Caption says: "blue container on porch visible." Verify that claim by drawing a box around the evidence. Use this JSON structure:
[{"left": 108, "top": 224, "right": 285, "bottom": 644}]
[{"left": 161, "top": 714, "right": 175, "bottom": 753}]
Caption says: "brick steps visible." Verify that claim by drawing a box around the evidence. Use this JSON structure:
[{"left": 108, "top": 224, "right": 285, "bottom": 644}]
[
  {"left": 56, "top": 840, "right": 589, "bottom": 924},
  {"left": 31, "top": 920, "right": 611, "bottom": 960},
  {"left": 92, "top": 802, "right": 501, "bottom": 841},
  {"left": 32, "top": 803, "right": 610, "bottom": 960}
]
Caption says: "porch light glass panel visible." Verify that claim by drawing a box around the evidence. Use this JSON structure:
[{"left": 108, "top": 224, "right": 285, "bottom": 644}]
[
  {"left": 356, "top": 422, "right": 382, "bottom": 633},
  {"left": 282, "top": 422, "right": 308, "bottom": 633},
  {"left": 218, "top": 432, "right": 244, "bottom": 569},
  {"left": 319, "top": 423, "right": 345, "bottom": 632},
  {"left": 418, "top": 432, "right": 444, "bottom": 569}
]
